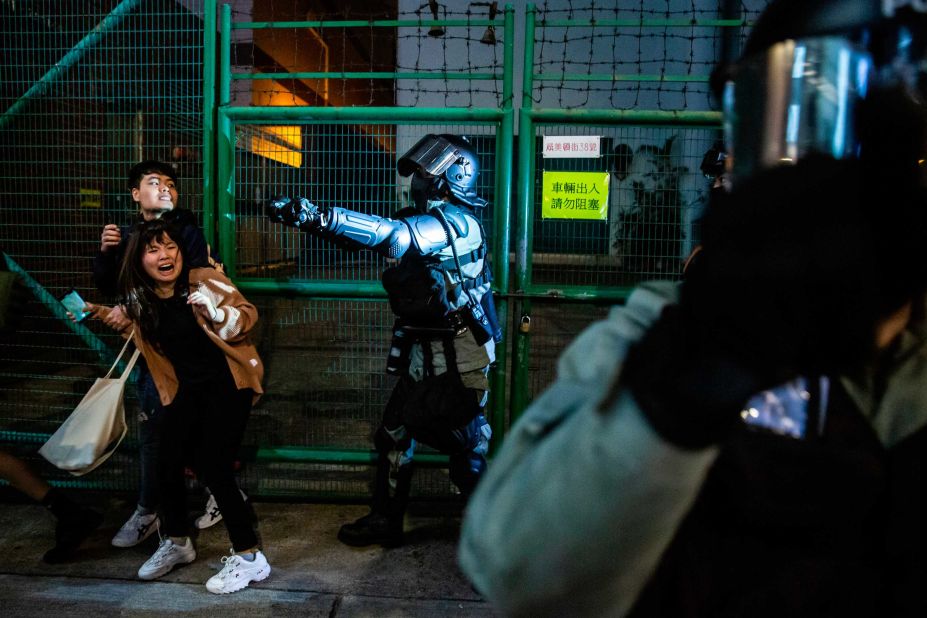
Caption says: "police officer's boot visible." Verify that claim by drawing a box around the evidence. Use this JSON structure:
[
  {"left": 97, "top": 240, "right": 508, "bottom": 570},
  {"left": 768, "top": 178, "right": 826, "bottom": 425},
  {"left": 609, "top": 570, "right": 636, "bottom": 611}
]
[{"left": 338, "top": 457, "right": 409, "bottom": 547}]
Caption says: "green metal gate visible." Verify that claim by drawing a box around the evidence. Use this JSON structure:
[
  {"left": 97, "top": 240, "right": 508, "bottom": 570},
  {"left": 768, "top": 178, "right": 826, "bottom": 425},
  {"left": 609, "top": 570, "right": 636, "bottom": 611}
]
[
  {"left": 211, "top": 4, "right": 514, "bottom": 498},
  {"left": 0, "top": 0, "right": 213, "bottom": 491},
  {"left": 0, "top": 1, "right": 764, "bottom": 498}
]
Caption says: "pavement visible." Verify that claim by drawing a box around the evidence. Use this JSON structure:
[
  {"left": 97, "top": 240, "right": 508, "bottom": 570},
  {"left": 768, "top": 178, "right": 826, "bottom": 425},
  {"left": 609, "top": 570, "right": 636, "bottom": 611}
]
[{"left": 0, "top": 493, "right": 499, "bottom": 617}]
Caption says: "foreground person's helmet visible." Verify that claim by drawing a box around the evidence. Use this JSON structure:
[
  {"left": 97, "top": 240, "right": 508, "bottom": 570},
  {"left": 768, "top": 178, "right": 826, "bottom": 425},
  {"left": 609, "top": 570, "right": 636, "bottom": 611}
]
[{"left": 721, "top": 0, "right": 927, "bottom": 184}]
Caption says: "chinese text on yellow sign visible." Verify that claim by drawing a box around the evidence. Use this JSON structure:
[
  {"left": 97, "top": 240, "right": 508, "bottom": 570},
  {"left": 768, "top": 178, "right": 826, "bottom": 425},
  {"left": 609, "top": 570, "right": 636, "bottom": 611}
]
[{"left": 541, "top": 171, "right": 610, "bottom": 220}]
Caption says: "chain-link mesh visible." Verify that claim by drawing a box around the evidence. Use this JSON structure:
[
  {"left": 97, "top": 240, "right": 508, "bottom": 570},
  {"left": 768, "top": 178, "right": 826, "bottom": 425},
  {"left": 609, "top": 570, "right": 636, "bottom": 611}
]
[
  {"left": 235, "top": 123, "right": 497, "bottom": 280},
  {"left": 226, "top": 1, "right": 506, "bottom": 109},
  {"left": 531, "top": 124, "right": 722, "bottom": 286},
  {"left": 0, "top": 0, "right": 207, "bottom": 490},
  {"left": 532, "top": 0, "right": 769, "bottom": 110}
]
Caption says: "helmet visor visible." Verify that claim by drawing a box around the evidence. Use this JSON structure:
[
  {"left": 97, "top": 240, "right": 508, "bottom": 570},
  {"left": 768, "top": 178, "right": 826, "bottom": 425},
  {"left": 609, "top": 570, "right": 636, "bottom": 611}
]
[
  {"left": 723, "top": 36, "right": 874, "bottom": 183},
  {"left": 724, "top": 8, "right": 927, "bottom": 186},
  {"left": 397, "top": 134, "right": 461, "bottom": 178}
]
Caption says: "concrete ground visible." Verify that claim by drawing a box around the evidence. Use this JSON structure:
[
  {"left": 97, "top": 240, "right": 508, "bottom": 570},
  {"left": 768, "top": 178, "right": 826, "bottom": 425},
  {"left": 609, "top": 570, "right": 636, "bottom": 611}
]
[{"left": 0, "top": 493, "right": 499, "bottom": 617}]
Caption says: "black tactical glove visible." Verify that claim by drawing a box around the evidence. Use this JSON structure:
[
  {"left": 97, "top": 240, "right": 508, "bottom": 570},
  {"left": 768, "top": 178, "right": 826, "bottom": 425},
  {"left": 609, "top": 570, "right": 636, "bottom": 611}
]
[
  {"left": 266, "top": 196, "right": 324, "bottom": 232},
  {"left": 622, "top": 155, "right": 927, "bottom": 448}
]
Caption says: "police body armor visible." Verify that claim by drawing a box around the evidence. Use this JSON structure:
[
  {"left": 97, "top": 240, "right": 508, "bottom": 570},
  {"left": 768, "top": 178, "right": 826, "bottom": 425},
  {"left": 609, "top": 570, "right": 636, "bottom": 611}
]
[{"left": 300, "top": 199, "right": 499, "bottom": 372}]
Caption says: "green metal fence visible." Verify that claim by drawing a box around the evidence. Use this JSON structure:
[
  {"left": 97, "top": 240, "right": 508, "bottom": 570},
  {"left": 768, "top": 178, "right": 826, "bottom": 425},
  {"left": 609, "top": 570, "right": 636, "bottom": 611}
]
[
  {"left": 507, "top": 2, "right": 770, "bottom": 419},
  {"left": 0, "top": 1, "right": 766, "bottom": 498},
  {"left": 0, "top": 0, "right": 212, "bottom": 491},
  {"left": 214, "top": 3, "right": 514, "bottom": 497}
]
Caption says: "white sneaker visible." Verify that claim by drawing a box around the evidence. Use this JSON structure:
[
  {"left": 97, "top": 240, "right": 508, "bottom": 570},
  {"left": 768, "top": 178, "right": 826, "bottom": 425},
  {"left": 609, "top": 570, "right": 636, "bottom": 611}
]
[
  {"left": 205, "top": 549, "right": 271, "bottom": 594},
  {"left": 195, "top": 489, "right": 248, "bottom": 530},
  {"left": 137, "top": 537, "right": 196, "bottom": 580},
  {"left": 112, "top": 508, "right": 160, "bottom": 548}
]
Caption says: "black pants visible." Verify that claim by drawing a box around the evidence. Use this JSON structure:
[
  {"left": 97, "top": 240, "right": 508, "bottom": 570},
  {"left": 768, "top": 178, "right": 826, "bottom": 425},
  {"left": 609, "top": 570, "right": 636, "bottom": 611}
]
[
  {"left": 380, "top": 371, "right": 489, "bottom": 495},
  {"left": 158, "top": 368, "right": 256, "bottom": 551}
]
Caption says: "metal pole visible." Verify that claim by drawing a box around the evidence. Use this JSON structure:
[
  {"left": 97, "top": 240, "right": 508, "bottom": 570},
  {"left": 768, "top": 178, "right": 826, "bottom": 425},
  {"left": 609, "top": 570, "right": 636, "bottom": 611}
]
[
  {"left": 223, "top": 106, "right": 504, "bottom": 123},
  {"left": 487, "top": 3, "right": 516, "bottom": 451},
  {"left": 510, "top": 4, "right": 537, "bottom": 423},
  {"left": 2, "top": 254, "right": 119, "bottom": 372},
  {"left": 202, "top": 0, "right": 218, "bottom": 247},
  {"left": 529, "top": 108, "right": 722, "bottom": 126},
  {"left": 218, "top": 5, "right": 235, "bottom": 277},
  {"left": 236, "top": 279, "right": 385, "bottom": 298}
]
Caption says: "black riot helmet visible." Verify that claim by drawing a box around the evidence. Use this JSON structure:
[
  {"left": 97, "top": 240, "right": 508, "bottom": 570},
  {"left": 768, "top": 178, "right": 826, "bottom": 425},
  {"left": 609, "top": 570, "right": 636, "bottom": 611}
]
[
  {"left": 397, "top": 134, "right": 488, "bottom": 210},
  {"left": 721, "top": 0, "right": 927, "bottom": 185},
  {"left": 700, "top": 140, "right": 728, "bottom": 180}
]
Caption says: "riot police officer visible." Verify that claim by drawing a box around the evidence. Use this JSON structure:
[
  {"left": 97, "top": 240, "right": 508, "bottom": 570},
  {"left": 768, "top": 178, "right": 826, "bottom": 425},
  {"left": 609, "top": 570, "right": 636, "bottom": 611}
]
[{"left": 267, "top": 134, "right": 500, "bottom": 547}]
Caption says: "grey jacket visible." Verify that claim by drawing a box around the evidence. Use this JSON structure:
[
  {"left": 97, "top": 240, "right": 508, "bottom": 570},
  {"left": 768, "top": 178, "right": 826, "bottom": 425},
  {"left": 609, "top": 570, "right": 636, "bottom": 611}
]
[{"left": 458, "top": 281, "right": 927, "bottom": 617}]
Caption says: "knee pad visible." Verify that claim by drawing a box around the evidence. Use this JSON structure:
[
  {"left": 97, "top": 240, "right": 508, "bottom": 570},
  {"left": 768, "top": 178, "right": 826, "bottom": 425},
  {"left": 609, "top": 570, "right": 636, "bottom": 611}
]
[{"left": 449, "top": 450, "right": 486, "bottom": 496}]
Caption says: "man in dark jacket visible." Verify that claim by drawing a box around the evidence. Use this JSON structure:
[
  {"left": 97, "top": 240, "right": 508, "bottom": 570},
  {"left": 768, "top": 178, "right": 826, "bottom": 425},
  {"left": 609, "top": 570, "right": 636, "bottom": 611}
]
[{"left": 92, "top": 161, "right": 228, "bottom": 549}]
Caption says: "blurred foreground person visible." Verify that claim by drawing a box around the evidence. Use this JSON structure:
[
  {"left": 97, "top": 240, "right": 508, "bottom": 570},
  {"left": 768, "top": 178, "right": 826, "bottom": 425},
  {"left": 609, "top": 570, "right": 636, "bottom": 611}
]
[
  {"left": 460, "top": 154, "right": 927, "bottom": 617},
  {"left": 461, "top": 1, "right": 927, "bottom": 615}
]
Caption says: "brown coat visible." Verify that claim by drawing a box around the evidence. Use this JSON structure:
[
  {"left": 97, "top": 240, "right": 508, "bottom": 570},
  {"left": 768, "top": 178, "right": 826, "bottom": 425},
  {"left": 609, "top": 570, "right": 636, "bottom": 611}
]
[{"left": 99, "top": 267, "right": 263, "bottom": 405}]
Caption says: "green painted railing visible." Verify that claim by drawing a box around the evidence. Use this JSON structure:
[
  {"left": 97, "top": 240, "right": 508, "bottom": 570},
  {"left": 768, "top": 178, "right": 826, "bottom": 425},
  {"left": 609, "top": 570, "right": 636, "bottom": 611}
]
[
  {"left": 2, "top": 253, "right": 120, "bottom": 373},
  {"left": 0, "top": 430, "right": 448, "bottom": 468}
]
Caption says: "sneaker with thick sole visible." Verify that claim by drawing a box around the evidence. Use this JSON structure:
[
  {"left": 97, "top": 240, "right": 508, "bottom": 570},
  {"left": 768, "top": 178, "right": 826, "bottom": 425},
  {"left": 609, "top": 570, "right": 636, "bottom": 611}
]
[
  {"left": 195, "top": 488, "right": 248, "bottom": 530},
  {"left": 137, "top": 537, "right": 196, "bottom": 580},
  {"left": 337, "top": 511, "right": 403, "bottom": 548},
  {"left": 42, "top": 507, "right": 104, "bottom": 564},
  {"left": 112, "top": 508, "right": 160, "bottom": 548},
  {"left": 205, "top": 550, "right": 271, "bottom": 594}
]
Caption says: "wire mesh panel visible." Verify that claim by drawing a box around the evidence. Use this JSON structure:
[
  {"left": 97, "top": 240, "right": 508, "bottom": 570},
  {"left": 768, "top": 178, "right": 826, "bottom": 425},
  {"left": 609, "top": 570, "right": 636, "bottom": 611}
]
[
  {"left": 223, "top": 1, "right": 506, "bottom": 110},
  {"left": 531, "top": 124, "right": 721, "bottom": 286},
  {"left": 525, "top": 302, "right": 611, "bottom": 400},
  {"left": 230, "top": 121, "right": 499, "bottom": 499},
  {"left": 234, "top": 122, "right": 498, "bottom": 281},
  {"left": 0, "top": 0, "right": 208, "bottom": 490},
  {"left": 251, "top": 297, "right": 393, "bottom": 450},
  {"left": 509, "top": 0, "right": 772, "bottom": 420},
  {"left": 396, "top": 2, "right": 506, "bottom": 109},
  {"left": 226, "top": 2, "right": 399, "bottom": 109},
  {"left": 520, "top": 0, "right": 773, "bottom": 293},
  {"left": 531, "top": 0, "right": 770, "bottom": 111},
  {"left": 0, "top": 0, "right": 778, "bottom": 497},
  {"left": 242, "top": 296, "right": 461, "bottom": 498},
  {"left": 217, "top": 1, "right": 514, "bottom": 497}
]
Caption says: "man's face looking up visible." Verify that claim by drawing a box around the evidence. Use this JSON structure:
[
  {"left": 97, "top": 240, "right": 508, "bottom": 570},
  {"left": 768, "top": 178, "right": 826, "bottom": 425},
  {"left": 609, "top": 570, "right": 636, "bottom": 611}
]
[{"left": 133, "top": 173, "right": 178, "bottom": 221}]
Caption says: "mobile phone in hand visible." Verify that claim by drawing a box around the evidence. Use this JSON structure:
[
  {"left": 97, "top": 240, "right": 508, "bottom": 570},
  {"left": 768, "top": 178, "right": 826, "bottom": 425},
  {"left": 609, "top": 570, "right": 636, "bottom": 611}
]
[{"left": 60, "top": 289, "right": 90, "bottom": 322}]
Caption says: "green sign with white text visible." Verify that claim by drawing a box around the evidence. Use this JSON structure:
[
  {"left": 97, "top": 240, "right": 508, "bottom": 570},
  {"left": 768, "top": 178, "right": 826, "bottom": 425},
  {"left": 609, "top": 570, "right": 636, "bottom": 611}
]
[{"left": 541, "top": 171, "right": 610, "bottom": 220}]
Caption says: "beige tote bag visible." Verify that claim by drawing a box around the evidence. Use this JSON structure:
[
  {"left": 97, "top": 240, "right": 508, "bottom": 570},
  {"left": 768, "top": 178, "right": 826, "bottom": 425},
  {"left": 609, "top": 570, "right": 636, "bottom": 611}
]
[{"left": 39, "top": 333, "right": 141, "bottom": 476}]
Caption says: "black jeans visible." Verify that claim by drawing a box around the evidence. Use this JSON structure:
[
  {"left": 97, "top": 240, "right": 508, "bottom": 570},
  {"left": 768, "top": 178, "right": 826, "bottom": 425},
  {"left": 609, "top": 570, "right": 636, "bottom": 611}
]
[
  {"left": 135, "top": 365, "right": 164, "bottom": 511},
  {"left": 158, "top": 368, "right": 256, "bottom": 551}
]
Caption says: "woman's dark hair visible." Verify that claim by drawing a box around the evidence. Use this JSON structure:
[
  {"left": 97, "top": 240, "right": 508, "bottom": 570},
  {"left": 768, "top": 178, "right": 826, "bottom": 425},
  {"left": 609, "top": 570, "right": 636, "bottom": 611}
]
[{"left": 118, "top": 218, "right": 188, "bottom": 349}]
